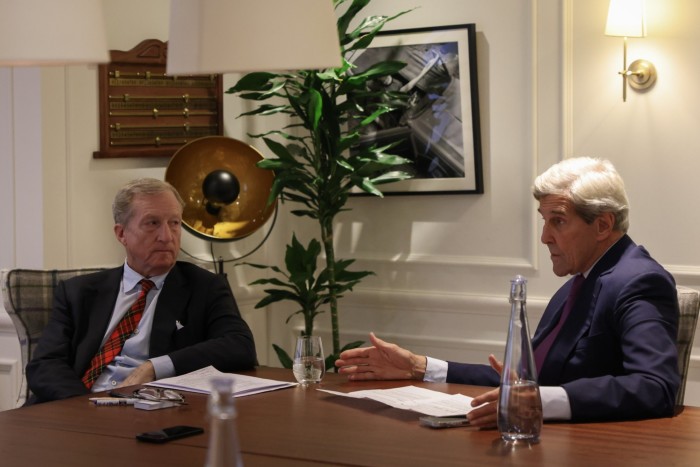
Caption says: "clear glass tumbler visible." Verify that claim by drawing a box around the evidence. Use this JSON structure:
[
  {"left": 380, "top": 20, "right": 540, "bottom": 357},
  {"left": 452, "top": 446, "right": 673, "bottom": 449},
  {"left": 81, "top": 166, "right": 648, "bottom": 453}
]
[{"left": 292, "top": 335, "right": 325, "bottom": 385}]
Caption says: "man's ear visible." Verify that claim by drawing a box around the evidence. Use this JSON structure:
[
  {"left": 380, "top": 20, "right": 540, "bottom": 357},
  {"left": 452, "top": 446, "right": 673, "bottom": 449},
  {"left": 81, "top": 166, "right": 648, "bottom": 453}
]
[
  {"left": 595, "top": 212, "right": 616, "bottom": 239},
  {"left": 114, "top": 224, "right": 127, "bottom": 246}
]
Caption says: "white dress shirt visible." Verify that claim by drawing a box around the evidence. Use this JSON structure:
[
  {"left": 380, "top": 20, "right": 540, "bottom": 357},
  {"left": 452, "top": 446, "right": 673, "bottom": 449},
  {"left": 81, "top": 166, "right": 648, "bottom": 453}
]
[{"left": 91, "top": 261, "right": 176, "bottom": 392}]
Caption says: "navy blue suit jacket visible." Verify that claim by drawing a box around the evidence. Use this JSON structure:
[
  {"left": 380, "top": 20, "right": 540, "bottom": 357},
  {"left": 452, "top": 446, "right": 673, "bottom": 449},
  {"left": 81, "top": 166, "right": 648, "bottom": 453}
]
[
  {"left": 446, "top": 235, "right": 680, "bottom": 421},
  {"left": 26, "top": 262, "right": 257, "bottom": 403}
]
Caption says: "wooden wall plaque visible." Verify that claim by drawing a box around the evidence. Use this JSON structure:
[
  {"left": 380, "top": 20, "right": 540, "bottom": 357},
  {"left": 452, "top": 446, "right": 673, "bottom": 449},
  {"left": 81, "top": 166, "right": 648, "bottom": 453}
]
[{"left": 93, "top": 39, "right": 223, "bottom": 159}]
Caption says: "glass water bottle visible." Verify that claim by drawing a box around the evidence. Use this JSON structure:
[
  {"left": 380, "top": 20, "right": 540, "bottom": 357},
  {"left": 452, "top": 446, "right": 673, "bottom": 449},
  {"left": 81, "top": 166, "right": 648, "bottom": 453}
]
[
  {"left": 205, "top": 378, "right": 243, "bottom": 467},
  {"left": 497, "top": 275, "right": 543, "bottom": 442}
]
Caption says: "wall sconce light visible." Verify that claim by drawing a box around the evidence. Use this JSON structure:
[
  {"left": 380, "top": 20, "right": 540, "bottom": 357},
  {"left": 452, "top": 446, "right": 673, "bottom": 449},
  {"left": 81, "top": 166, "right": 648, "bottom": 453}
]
[
  {"left": 0, "top": 0, "right": 109, "bottom": 66},
  {"left": 605, "top": 0, "right": 656, "bottom": 102}
]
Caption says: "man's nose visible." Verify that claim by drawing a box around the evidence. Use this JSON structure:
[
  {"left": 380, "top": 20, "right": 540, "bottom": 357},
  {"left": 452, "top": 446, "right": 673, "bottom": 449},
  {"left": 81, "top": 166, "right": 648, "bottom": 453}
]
[
  {"left": 158, "top": 223, "right": 174, "bottom": 241},
  {"left": 541, "top": 225, "right": 552, "bottom": 244}
]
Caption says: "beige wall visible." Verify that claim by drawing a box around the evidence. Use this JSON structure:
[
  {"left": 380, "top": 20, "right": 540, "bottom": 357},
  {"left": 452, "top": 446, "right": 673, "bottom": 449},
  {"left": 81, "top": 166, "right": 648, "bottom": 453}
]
[
  {"left": 1, "top": 0, "right": 699, "bottom": 409},
  {"left": 568, "top": 0, "right": 700, "bottom": 402}
]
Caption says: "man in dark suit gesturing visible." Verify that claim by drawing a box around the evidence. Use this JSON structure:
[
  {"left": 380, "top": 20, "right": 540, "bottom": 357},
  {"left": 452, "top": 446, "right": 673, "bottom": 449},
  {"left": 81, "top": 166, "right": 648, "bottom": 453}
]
[
  {"left": 335, "top": 157, "right": 679, "bottom": 425},
  {"left": 27, "top": 178, "right": 257, "bottom": 403}
]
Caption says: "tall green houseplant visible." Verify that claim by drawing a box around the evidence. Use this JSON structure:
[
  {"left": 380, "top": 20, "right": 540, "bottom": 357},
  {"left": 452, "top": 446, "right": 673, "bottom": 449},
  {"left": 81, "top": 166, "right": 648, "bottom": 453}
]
[{"left": 228, "top": 0, "right": 413, "bottom": 366}]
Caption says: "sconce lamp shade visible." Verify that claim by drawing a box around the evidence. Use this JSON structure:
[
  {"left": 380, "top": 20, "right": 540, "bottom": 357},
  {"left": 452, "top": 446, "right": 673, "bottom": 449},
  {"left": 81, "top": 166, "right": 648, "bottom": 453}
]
[
  {"left": 0, "top": 0, "right": 109, "bottom": 66},
  {"left": 605, "top": 0, "right": 646, "bottom": 37},
  {"left": 167, "top": 0, "right": 342, "bottom": 75},
  {"left": 165, "top": 136, "right": 276, "bottom": 241}
]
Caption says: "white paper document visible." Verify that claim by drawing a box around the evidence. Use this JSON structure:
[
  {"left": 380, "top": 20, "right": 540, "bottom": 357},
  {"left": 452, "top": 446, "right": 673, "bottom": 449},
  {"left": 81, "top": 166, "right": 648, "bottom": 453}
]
[
  {"left": 318, "top": 385, "right": 476, "bottom": 417},
  {"left": 147, "top": 366, "right": 297, "bottom": 397}
]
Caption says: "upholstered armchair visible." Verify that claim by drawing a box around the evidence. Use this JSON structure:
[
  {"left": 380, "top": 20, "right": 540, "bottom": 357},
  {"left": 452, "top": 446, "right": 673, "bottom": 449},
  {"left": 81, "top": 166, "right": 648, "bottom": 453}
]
[{"left": 1, "top": 268, "right": 107, "bottom": 407}]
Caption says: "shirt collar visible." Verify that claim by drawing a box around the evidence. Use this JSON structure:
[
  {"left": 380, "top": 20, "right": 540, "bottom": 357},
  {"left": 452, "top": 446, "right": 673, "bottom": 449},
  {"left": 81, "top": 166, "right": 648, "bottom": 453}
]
[
  {"left": 122, "top": 260, "right": 169, "bottom": 293},
  {"left": 580, "top": 235, "right": 624, "bottom": 279}
]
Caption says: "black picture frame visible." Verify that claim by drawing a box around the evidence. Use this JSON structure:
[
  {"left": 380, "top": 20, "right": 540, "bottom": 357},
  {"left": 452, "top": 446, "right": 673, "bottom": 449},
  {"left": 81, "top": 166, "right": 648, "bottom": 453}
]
[{"left": 349, "top": 24, "right": 483, "bottom": 195}]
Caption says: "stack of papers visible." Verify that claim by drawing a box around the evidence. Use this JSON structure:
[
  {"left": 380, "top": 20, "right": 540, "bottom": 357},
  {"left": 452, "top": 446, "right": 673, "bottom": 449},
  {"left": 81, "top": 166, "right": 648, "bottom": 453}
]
[
  {"left": 146, "top": 366, "right": 297, "bottom": 397},
  {"left": 318, "top": 386, "right": 476, "bottom": 417}
]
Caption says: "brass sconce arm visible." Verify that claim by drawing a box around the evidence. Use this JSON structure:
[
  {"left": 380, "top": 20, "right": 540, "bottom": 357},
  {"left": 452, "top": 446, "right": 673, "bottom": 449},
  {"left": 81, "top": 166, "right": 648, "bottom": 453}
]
[{"left": 617, "top": 37, "right": 656, "bottom": 102}]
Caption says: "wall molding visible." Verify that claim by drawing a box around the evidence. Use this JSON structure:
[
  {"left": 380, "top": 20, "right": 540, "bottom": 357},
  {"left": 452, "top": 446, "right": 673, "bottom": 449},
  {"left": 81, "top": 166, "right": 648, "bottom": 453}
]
[
  {"left": 0, "top": 309, "right": 15, "bottom": 335},
  {"left": 343, "top": 287, "right": 550, "bottom": 318},
  {"left": 321, "top": 328, "right": 505, "bottom": 354},
  {"left": 666, "top": 265, "right": 700, "bottom": 284},
  {"left": 337, "top": 253, "right": 537, "bottom": 270},
  {"left": 563, "top": 0, "right": 574, "bottom": 157},
  {"left": 0, "top": 358, "right": 19, "bottom": 411}
]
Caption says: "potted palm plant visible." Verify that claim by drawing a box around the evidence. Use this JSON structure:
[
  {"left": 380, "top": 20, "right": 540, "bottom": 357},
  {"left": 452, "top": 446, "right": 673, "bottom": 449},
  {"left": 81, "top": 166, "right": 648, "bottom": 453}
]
[{"left": 228, "top": 0, "right": 414, "bottom": 368}]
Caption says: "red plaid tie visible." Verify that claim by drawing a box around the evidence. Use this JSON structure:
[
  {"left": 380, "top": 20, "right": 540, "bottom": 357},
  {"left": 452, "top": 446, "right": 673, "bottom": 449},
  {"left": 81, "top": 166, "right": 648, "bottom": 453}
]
[{"left": 82, "top": 279, "right": 155, "bottom": 389}]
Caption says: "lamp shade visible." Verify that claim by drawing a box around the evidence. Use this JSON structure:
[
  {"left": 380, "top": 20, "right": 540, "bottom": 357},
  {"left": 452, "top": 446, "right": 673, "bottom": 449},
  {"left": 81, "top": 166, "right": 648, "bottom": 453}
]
[
  {"left": 605, "top": 0, "right": 646, "bottom": 37},
  {"left": 167, "top": 0, "right": 342, "bottom": 75},
  {"left": 165, "top": 136, "right": 276, "bottom": 241},
  {"left": 0, "top": 0, "right": 109, "bottom": 66}
]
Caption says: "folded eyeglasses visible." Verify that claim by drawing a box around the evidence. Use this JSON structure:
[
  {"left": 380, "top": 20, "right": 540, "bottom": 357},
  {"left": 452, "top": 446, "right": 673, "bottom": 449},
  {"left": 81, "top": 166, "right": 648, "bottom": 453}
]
[{"left": 109, "top": 387, "right": 186, "bottom": 404}]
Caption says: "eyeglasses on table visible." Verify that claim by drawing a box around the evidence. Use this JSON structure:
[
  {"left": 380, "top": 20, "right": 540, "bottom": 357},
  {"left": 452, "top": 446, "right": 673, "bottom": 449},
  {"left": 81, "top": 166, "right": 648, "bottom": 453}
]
[{"left": 109, "top": 387, "right": 186, "bottom": 404}]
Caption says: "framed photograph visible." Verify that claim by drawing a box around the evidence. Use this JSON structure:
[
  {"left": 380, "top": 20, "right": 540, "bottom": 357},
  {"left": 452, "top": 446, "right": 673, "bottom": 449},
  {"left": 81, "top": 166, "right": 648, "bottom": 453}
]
[{"left": 349, "top": 24, "right": 483, "bottom": 195}]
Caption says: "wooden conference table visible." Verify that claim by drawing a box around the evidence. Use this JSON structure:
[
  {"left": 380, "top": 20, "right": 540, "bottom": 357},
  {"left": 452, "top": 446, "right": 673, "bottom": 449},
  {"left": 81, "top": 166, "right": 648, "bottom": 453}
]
[{"left": 1, "top": 367, "right": 699, "bottom": 466}]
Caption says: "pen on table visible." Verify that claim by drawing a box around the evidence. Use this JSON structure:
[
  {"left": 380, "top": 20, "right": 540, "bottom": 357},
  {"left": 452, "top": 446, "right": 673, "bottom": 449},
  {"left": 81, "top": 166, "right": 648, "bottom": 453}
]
[{"left": 90, "top": 397, "right": 140, "bottom": 406}]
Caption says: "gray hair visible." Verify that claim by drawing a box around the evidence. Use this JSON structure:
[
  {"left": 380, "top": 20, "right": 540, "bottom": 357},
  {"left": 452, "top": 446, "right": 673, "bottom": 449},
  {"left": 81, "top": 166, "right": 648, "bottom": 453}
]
[
  {"left": 532, "top": 157, "right": 629, "bottom": 233},
  {"left": 112, "top": 178, "right": 184, "bottom": 225}
]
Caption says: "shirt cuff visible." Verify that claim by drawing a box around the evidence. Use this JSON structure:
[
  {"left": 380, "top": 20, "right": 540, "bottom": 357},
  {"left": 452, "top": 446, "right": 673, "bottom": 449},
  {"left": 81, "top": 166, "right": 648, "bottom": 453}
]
[
  {"left": 540, "top": 386, "right": 572, "bottom": 420},
  {"left": 424, "top": 356, "right": 448, "bottom": 382},
  {"left": 149, "top": 356, "right": 175, "bottom": 380},
  {"left": 424, "top": 358, "right": 570, "bottom": 420}
]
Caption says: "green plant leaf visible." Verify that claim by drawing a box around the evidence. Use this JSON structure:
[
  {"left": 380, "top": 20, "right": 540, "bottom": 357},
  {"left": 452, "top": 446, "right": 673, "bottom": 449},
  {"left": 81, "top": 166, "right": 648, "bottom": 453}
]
[
  {"left": 290, "top": 210, "right": 319, "bottom": 219},
  {"left": 226, "top": 72, "right": 277, "bottom": 93},
  {"left": 357, "top": 107, "right": 395, "bottom": 127},
  {"left": 248, "top": 129, "right": 306, "bottom": 142},
  {"left": 307, "top": 88, "right": 323, "bottom": 131},
  {"left": 262, "top": 137, "right": 299, "bottom": 163},
  {"left": 272, "top": 344, "right": 293, "bottom": 369},
  {"left": 249, "top": 277, "right": 294, "bottom": 288},
  {"left": 336, "top": 0, "right": 372, "bottom": 43},
  {"left": 348, "top": 60, "right": 406, "bottom": 85},
  {"left": 254, "top": 290, "right": 304, "bottom": 308},
  {"left": 238, "top": 81, "right": 287, "bottom": 100},
  {"left": 316, "top": 69, "right": 341, "bottom": 82},
  {"left": 356, "top": 178, "right": 385, "bottom": 197},
  {"left": 228, "top": 1, "right": 415, "bottom": 358},
  {"left": 342, "top": 15, "right": 385, "bottom": 46},
  {"left": 370, "top": 170, "right": 414, "bottom": 184},
  {"left": 238, "top": 104, "right": 291, "bottom": 117},
  {"left": 324, "top": 353, "right": 338, "bottom": 373},
  {"left": 344, "top": 10, "right": 414, "bottom": 53},
  {"left": 340, "top": 340, "right": 365, "bottom": 352}
]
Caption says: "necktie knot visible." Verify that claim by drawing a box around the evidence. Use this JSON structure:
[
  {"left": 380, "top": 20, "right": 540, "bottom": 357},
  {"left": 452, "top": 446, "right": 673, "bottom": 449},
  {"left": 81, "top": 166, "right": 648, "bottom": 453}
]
[{"left": 139, "top": 279, "right": 155, "bottom": 294}]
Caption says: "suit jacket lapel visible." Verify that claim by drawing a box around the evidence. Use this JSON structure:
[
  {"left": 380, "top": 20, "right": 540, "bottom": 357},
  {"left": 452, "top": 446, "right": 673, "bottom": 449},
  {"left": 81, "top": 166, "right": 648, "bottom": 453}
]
[
  {"left": 150, "top": 264, "right": 189, "bottom": 357},
  {"left": 532, "top": 289, "right": 568, "bottom": 347},
  {"left": 537, "top": 235, "right": 635, "bottom": 382},
  {"left": 77, "top": 267, "right": 124, "bottom": 369},
  {"left": 540, "top": 278, "right": 596, "bottom": 379}
]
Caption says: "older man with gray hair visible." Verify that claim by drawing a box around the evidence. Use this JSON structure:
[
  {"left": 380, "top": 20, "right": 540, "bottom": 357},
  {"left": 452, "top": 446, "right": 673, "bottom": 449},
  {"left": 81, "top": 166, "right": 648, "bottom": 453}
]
[
  {"left": 336, "top": 157, "right": 679, "bottom": 425},
  {"left": 27, "top": 178, "right": 257, "bottom": 403}
]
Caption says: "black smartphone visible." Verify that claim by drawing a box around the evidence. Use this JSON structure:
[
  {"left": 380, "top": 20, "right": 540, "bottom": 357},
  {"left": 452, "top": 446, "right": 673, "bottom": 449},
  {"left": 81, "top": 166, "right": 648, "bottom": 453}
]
[{"left": 136, "top": 425, "right": 204, "bottom": 443}]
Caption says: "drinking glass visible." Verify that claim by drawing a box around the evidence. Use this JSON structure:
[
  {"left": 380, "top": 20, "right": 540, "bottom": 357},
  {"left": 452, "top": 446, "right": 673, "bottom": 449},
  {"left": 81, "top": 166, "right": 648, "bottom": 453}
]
[{"left": 293, "top": 335, "right": 325, "bottom": 384}]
